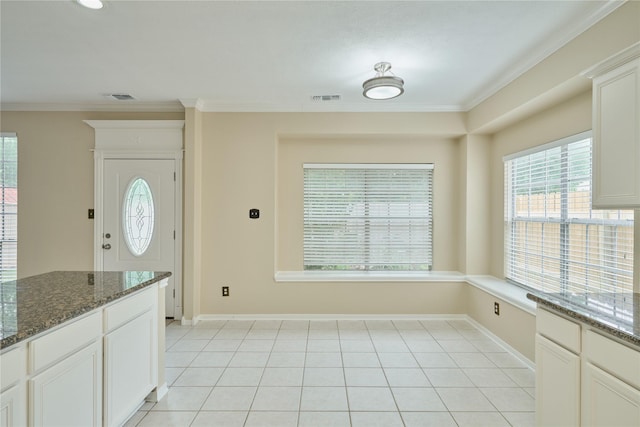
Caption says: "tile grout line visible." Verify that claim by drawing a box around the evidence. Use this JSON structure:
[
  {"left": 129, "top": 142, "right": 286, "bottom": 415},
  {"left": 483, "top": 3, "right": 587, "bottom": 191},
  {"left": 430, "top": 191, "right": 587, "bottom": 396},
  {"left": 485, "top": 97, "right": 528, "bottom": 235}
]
[{"left": 144, "top": 318, "right": 534, "bottom": 427}]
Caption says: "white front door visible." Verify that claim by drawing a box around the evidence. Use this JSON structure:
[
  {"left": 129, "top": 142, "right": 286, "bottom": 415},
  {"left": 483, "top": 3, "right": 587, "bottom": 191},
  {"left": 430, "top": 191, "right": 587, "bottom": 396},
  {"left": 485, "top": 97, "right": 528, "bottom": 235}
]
[{"left": 102, "top": 159, "right": 176, "bottom": 317}]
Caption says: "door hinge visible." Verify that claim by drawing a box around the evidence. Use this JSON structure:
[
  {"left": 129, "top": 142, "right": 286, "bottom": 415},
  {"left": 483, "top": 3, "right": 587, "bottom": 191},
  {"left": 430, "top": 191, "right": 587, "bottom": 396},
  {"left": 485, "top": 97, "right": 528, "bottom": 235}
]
[
  {"left": 173, "top": 230, "right": 176, "bottom": 239},
  {"left": 174, "top": 172, "right": 176, "bottom": 181},
  {"left": 173, "top": 289, "right": 175, "bottom": 298}
]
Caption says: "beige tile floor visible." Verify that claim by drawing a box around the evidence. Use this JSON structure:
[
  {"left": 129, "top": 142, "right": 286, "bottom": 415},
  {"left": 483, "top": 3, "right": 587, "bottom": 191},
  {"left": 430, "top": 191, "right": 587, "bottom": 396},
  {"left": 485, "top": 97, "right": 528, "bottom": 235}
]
[{"left": 126, "top": 318, "right": 535, "bottom": 426}]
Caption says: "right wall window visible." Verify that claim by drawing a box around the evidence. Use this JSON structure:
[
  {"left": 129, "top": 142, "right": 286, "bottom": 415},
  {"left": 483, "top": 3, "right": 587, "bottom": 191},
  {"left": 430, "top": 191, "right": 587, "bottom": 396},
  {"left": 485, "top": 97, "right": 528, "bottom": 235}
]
[{"left": 504, "top": 131, "right": 634, "bottom": 294}]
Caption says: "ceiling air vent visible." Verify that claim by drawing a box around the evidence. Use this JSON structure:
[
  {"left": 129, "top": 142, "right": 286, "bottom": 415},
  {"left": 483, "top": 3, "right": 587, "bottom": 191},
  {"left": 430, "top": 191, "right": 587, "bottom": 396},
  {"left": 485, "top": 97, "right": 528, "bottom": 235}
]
[
  {"left": 109, "top": 93, "right": 136, "bottom": 101},
  {"left": 311, "top": 95, "right": 341, "bottom": 102}
]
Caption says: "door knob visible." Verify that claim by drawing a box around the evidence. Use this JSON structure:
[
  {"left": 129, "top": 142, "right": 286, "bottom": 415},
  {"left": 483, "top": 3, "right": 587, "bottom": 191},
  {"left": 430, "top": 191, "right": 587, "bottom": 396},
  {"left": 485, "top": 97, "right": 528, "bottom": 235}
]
[{"left": 102, "top": 243, "right": 111, "bottom": 250}]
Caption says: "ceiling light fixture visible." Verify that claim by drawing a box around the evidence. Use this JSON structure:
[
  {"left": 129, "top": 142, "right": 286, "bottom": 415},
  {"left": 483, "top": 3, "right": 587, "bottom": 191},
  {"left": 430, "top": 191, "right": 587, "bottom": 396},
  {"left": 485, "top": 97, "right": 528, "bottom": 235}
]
[
  {"left": 77, "top": 0, "right": 104, "bottom": 10},
  {"left": 362, "top": 62, "right": 404, "bottom": 100}
]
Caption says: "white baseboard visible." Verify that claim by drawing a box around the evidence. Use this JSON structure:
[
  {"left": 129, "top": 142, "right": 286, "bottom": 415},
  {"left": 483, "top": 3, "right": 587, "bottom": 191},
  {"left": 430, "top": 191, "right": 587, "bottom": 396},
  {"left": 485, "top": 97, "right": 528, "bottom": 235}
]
[
  {"left": 465, "top": 315, "right": 535, "bottom": 370},
  {"left": 195, "top": 313, "right": 469, "bottom": 321},
  {"left": 180, "top": 316, "right": 198, "bottom": 326},
  {"left": 147, "top": 382, "right": 169, "bottom": 402}
]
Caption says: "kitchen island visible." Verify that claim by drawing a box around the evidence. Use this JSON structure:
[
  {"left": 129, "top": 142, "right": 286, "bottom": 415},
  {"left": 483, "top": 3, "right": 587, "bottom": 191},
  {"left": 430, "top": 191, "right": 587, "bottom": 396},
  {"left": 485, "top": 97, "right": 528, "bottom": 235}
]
[
  {"left": 527, "top": 291, "right": 640, "bottom": 426},
  {"left": 0, "top": 270, "right": 171, "bottom": 427}
]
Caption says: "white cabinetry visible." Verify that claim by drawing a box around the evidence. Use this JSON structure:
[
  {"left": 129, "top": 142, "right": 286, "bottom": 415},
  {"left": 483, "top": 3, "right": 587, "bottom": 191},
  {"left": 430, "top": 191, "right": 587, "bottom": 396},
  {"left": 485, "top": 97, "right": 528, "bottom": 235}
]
[
  {"left": 103, "top": 286, "right": 158, "bottom": 427},
  {"left": 536, "top": 334, "right": 580, "bottom": 426},
  {"left": 535, "top": 307, "right": 640, "bottom": 427},
  {"left": 28, "top": 311, "right": 102, "bottom": 427},
  {"left": 535, "top": 309, "right": 581, "bottom": 426},
  {"left": 586, "top": 43, "right": 640, "bottom": 208},
  {"left": 0, "top": 282, "right": 163, "bottom": 427},
  {"left": 30, "top": 341, "right": 102, "bottom": 427},
  {"left": 583, "top": 363, "right": 640, "bottom": 426},
  {"left": 0, "top": 345, "right": 27, "bottom": 427},
  {"left": 582, "top": 330, "right": 640, "bottom": 426},
  {"left": 1, "top": 385, "right": 25, "bottom": 427}
]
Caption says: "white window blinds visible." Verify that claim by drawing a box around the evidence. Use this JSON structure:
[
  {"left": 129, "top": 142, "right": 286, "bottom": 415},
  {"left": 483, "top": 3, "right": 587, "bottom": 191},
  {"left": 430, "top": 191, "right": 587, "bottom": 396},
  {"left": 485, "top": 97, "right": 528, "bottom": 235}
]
[
  {"left": 303, "top": 164, "right": 433, "bottom": 271},
  {"left": 0, "top": 133, "right": 18, "bottom": 284},
  {"left": 504, "top": 132, "right": 634, "bottom": 294}
]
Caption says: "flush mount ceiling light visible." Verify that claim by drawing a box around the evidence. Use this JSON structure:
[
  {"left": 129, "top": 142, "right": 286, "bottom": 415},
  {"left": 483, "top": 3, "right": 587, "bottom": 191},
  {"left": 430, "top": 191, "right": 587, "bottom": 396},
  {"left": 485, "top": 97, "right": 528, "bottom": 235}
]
[
  {"left": 362, "top": 62, "right": 404, "bottom": 100},
  {"left": 77, "top": 0, "right": 104, "bottom": 10}
]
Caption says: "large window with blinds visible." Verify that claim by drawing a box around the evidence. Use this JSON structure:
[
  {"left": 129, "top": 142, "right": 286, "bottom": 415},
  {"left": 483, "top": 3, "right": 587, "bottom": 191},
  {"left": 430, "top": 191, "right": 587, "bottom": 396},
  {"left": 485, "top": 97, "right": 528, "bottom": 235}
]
[
  {"left": 0, "top": 133, "right": 18, "bottom": 284},
  {"left": 303, "top": 164, "right": 433, "bottom": 271},
  {"left": 504, "top": 131, "right": 634, "bottom": 294},
  {"left": 0, "top": 133, "right": 17, "bottom": 338}
]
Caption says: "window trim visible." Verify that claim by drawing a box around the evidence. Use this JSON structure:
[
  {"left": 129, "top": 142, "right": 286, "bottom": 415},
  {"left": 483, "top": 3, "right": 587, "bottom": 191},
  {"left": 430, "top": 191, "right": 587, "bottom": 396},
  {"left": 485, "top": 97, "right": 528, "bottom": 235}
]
[
  {"left": 502, "top": 131, "right": 591, "bottom": 162},
  {"left": 304, "top": 163, "right": 434, "bottom": 170},
  {"left": 275, "top": 270, "right": 463, "bottom": 282}
]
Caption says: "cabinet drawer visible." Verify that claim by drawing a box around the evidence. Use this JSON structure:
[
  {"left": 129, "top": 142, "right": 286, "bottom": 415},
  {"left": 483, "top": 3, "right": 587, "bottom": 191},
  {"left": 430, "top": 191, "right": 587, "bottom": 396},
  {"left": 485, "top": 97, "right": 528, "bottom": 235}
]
[
  {"left": 585, "top": 330, "right": 640, "bottom": 389},
  {"left": 0, "top": 345, "right": 26, "bottom": 391},
  {"left": 104, "top": 286, "right": 156, "bottom": 333},
  {"left": 29, "top": 311, "right": 102, "bottom": 374},
  {"left": 537, "top": 308, "right": 581, "bottom": 353}
]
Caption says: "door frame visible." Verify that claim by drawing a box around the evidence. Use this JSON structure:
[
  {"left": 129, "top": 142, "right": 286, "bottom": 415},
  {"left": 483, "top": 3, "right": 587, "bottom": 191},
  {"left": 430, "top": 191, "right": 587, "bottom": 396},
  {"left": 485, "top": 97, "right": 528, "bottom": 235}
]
[{"left": 85, "top": 120, "right": 184, "bottom": 319}]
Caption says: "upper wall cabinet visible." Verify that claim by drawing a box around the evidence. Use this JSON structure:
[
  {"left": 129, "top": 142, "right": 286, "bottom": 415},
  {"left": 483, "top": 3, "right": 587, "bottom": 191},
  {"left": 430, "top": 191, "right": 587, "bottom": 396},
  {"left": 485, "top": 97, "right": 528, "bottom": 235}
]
[{"left": 584, "top": 43, "right": 640, "bottom": 209}]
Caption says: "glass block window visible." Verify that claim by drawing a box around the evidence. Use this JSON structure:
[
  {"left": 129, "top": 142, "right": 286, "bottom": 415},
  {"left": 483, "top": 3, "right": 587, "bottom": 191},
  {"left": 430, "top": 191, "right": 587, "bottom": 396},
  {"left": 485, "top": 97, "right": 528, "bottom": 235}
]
[{"left": 123, "top": 177, "right": 155, "bottom": 256}]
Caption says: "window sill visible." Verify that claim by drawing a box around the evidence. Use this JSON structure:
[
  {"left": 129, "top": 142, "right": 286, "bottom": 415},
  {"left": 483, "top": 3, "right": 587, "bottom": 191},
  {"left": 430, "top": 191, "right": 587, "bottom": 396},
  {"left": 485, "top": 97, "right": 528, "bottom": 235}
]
[
  {"left": 274, "top": 271, "right": 537, "bottom": 315},
  {"left": 465, "top": 275, "right": 536, "bottom": 315},
  {"left": 274, "top": 270, "right": 465, "bottom": 282}
]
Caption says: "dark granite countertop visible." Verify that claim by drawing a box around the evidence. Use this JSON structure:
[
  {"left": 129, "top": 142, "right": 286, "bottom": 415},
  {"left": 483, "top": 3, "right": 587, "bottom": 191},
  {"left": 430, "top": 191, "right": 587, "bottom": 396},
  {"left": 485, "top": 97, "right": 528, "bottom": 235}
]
[
  {"left": 527, "top": 291, "right": 640, "bottom": 348},
  {"left": 0, "top": 270, "right": 171, "bottom": 350}
]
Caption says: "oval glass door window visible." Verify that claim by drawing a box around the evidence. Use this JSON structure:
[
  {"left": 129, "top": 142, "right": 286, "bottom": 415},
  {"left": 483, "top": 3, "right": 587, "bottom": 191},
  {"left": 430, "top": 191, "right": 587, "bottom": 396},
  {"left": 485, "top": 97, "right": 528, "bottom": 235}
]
[{"left": 123, "top": 177, "right": 155, "bottom": 256}]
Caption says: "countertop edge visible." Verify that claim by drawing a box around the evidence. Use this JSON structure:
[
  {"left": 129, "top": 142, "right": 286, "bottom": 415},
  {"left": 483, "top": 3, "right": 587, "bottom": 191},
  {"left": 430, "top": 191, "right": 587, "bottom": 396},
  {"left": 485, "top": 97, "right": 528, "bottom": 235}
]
[
  {"left": 0, "top": 272, "right": 171, "bottom": 350},
  {"left": 527, "top": 292, "right": 640, "bottom": 348}
]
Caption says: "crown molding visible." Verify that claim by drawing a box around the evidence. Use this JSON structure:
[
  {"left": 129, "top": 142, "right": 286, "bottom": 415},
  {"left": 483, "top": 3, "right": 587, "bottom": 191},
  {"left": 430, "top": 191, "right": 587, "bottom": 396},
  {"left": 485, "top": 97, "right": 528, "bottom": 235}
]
[
  {"left": 0, "top": 101, "right": 184, "bottom": 112},
  {"left": 0, "top": 99, "right": 464, "bottom": 113},
  {"left": 462, "top": 0, "right": 626, "bottom": 111},
  {"left": 83, "top": 120, "right": 185, "bottom": 130},
  {"left": 193, "top": 99, "right": 464, "bottom": 113},
  {"left": 179, "top": 98, "right": 206, "bottom": 110},
  {"left": 582, "top": 41, "right": 640, "bottom": 78}
]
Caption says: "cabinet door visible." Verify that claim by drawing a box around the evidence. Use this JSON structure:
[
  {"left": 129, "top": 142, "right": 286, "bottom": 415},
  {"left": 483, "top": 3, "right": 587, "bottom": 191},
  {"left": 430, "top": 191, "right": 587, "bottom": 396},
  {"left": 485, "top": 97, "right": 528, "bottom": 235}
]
[
  {"left": 535, "top": 334, "right": 581, "bottom": 426},
  {"left": 1, "top": 344, "right": 27, "bottom": 427},
  {"left": 29, "top": 340, "right": 102, "bottom": 427},
  {"left": 1, "top": 384, "right": 26, "bottom": 427},
  {"left": 583, "top": 362, "right": 640, "bottom": 427},
  {"left": 104, "top": 309, "right": 157, "bottom": 427},
  {"left": 592, "top": 58, "right": 640, "bottom": 208}
]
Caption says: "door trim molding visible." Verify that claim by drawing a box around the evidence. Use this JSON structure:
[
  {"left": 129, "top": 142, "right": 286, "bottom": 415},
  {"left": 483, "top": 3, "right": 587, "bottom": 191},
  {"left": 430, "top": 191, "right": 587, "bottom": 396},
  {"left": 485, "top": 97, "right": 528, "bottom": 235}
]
[{"left": 85, "top": 120, "right": 185, "bottom": 319}]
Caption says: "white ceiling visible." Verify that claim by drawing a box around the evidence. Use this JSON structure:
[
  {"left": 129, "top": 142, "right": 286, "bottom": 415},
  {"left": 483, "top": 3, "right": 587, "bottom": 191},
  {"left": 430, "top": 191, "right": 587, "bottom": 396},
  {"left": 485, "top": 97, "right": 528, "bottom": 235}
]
[{"left": 0, "top": 0, "right": 623, "bottom": 112}]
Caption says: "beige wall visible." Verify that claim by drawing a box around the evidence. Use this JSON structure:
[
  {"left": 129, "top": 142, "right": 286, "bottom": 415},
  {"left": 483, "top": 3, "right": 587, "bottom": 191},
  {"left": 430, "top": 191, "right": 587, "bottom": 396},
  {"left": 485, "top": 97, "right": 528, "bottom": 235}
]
[
  {"left": 199, "top": 112, "right": 468, "bottom": 315},
  {"left": 458, "top": 134, "right": 491, "bottom": 275},
  {"left": 183, "top": 107, "right": 204, "bottom": 321},
  {"left": 0, "top": 111, "right": 183, "bottom": 278},
  {"left": 460, "top": 91, "right": 593, "bottom": 361},
  {"left": 466, "top": 286, "right": 536, "bottom": 361}
]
